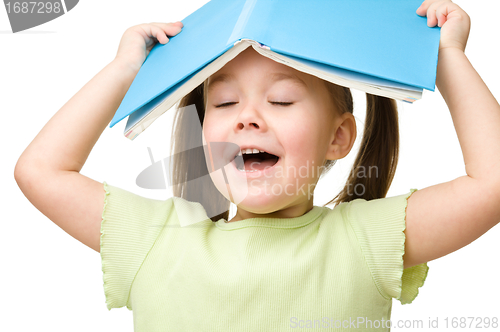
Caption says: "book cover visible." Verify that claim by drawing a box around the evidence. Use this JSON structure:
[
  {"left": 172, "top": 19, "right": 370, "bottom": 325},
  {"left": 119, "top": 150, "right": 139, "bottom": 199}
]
[{"left": 110, "top": 0, "right": 440, "bottom": 139}]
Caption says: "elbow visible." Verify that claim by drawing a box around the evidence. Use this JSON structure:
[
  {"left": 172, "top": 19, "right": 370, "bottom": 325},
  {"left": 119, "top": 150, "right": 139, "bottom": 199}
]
[
  {"left": 14, "top": 158, "right": 40, "bottom": 190},
  {"left": 14, "top": 159, "right": 26, "bottom": 185},
  {"left": 14, "top": 160, "right": 32, "bottom": 190},
  {"left": 480, "top": 180, "right": 500, "bottom": 227}
]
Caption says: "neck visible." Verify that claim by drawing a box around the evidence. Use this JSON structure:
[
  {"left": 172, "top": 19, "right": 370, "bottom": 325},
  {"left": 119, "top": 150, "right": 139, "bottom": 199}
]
[{"left": 228, "top": 197, "right": 314, "bottom": 222}]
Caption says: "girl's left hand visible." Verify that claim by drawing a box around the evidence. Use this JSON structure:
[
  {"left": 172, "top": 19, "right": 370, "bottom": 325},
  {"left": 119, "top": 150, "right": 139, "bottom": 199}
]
[{"left": 416, "top": 0, "right": 470, "bottom": 52}]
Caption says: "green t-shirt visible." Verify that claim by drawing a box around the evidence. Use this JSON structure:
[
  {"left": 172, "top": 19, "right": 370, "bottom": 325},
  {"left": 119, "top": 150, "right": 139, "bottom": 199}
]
[{"left": 100, "top": 182, "right": 428, "bottom": 331}]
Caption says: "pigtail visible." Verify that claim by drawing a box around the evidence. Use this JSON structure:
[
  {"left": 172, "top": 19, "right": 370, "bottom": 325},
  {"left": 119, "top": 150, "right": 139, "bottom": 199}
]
[
  {"left": 326, "top": 93, "right": 400, "bottom": 206},
  {"left": 170, "top": 82, "right": 230, "bottom": 222}
]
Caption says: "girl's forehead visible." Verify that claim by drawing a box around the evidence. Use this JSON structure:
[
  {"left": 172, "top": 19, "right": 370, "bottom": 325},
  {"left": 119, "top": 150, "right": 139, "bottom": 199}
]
[
  {"left": 213, "top": 47, "right": 305, "bottom": 78},
  {"left": 207, "top": 71, "right": 310, "bottom": 94},
  {"left": 206, "top": 48, "right": 328, "bottom": 93}
]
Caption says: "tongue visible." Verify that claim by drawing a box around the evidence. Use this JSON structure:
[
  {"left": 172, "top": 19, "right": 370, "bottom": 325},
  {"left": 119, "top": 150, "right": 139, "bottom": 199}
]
[{"left": 244, "top": 158, "right": 277, "bottom": 171}]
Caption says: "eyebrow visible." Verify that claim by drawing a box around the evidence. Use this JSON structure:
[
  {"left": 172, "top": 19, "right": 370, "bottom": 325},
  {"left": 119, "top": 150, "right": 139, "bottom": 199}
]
[{"left": 207, "top": 72, "right": 308, "bottom": 92}]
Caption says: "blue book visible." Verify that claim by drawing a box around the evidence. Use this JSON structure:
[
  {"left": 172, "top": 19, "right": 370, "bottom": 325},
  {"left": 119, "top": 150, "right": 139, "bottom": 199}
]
[{"left": 110, "top": 0, "right": 440, "bottom": 140}]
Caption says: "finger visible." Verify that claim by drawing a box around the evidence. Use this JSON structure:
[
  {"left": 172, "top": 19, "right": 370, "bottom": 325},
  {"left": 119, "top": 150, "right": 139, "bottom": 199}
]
[
  {"left": 416, "top": 0, "right": 437, "bottom": 16},
  {"left": 416, "top": 0, "right": 429, "bottom": 16},
  {"left": 141, "top": 22, "right": 183, "bottom": 45},
  {"left": 150, "top": 22, "right": 183, "bottom": 37},
  {"left": 156, "top": 28, "right": 169, "bottom": 45},
  {"left": 425, "top": 1, "right": 443, "bottom": 27},
  {"left": 152, "top": 24, "right": 172, "bottom": 44},
  {"left": 142, "top": 24, "right": 169, "bottom": 44},
  {"left": 417, "top": 0, "right": 448, "bottom": 21},
  {"left": 435, "top": 3, "right": 451, "bottom": 27}
]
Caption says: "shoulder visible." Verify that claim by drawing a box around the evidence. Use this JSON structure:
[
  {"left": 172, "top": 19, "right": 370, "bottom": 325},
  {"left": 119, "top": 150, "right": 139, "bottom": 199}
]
[
  {"left": 336, "top": 190, "right": 429, "bottom": 305},
  {"left": 100, "top": 184, "right": 213, "bottom": 310},
  {"left": 346, "top": 189, "right": 417, "bottom": 224},
  {"left": 341, "top": 190, "right": 417, "bottom": 256},
  {"left": 103, "top": 183, "right": 212, "bottom": 227}
]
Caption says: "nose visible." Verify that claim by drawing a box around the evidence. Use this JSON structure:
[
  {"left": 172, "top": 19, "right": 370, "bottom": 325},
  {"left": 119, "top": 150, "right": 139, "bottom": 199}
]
[{"left": 234, "top": 103, "right": 267, "bottom": 132}]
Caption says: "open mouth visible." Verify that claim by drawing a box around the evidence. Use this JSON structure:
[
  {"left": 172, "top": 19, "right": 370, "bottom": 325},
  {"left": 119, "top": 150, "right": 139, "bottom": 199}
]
[{"left": 233, "top": 151, "right": 280, "bottom": 172}]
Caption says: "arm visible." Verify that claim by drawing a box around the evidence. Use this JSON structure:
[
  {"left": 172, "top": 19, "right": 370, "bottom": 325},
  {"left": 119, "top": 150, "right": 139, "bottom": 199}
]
[
  {"left": 14, "top": 22, "right": 183, "bottom": 252},
  {"left": 403, "top": 0, "right": 500, "bottom": 268},
  {"left": 14, "top": 60, "right": 137, "bottom": 253}
]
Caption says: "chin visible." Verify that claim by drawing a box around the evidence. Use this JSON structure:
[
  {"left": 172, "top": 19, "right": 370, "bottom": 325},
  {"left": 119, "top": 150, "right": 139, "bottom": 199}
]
[
  {"left": 235, "top": 204, "right": 280, "bottom": 216},
  {"left": 209, "top": 169, "right": 298, "bottom": 214},
  {"left": 233, "top": 191, "right": 287, "bottom": 213}
]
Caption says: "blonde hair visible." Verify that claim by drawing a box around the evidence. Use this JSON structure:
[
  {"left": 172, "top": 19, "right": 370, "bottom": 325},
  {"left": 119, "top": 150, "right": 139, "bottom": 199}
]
[{"left": 170, "top": 79, "right": 399, "bottom": 222}]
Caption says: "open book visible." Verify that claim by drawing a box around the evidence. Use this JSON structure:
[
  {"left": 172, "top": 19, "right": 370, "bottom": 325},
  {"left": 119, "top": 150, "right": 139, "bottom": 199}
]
[{"left": 110, "top": 0, "right": 440, "bottom": 140}]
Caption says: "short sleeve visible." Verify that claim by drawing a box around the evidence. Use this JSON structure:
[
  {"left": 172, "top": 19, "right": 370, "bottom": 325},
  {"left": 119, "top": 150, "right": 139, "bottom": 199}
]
[
  {"left": 346, "top": 189, "right": 429, "bottom": 305},
  {"left": 100, "top": 181, "right": 174, "bottom": 310}
]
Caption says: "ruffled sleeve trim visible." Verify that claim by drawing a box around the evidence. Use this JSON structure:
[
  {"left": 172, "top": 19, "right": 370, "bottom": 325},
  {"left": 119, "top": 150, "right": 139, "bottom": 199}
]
[
  {"left": 397, "top": 189, "right": 429, "bottom": 305},
  {"left": 100, "top": 181, "right": 114, "bottom": 311},
  {"left": 346, "top": 188, "right": 429, "bottom": 305},
  {"left": 99, "top": 182, "right": 172, "bottom": 311}
]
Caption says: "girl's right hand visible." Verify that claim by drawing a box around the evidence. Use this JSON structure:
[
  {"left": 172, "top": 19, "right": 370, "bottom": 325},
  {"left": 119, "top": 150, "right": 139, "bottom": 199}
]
[{"left": 114, "top": 22, "right": 184, "bottom": 72}]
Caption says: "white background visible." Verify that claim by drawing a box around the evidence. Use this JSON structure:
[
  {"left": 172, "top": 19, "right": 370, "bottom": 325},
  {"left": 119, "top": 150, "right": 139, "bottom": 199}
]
[{"left": 1, "top": 0, "right": 499, "bottom": 331}]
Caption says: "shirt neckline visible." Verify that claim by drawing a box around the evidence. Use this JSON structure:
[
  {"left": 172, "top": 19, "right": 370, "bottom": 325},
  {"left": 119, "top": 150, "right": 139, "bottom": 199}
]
[{"left": 215, "top": 206, "right": 324, "bottom": 231}]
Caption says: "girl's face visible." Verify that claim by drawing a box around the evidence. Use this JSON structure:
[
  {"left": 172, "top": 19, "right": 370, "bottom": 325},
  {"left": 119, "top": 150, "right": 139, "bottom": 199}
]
[{"left": 202, "top": 47, "right": 351, "bottom": 221}]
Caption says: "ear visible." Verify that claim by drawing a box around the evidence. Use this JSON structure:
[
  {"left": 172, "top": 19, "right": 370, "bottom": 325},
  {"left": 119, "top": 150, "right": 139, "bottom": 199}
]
[{"left": 325, "top": 112, "right": 356, "bottom": 160}]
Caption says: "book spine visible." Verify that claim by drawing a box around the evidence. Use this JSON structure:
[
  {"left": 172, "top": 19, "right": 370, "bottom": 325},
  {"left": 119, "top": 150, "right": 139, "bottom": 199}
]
[
  {"left": 257, "top": 42, "right": 270, "bottom": 50},
  {"left": 226, "top": 0, "right": 258, "bottom": 46}
]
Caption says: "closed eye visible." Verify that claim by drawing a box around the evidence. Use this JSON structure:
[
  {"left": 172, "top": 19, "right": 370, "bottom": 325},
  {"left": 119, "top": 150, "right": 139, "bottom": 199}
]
[
  {"left": 215, "top": 102, "right": 238, "bottom": 108},
  {"left": 270, "top": 101, "right": 293, "bottom": 106},
  {"left": 215, "top": 101, "right": 293, "bottom": 108}
]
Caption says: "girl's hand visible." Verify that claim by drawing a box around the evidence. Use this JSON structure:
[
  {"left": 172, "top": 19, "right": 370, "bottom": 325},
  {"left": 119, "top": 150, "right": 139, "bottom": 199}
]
[
  {"left": 114, "top": 22, "right": 184, "bottom": 72},
  {"left": 416, "top": 0, "right": 470, "bottom": 52}
]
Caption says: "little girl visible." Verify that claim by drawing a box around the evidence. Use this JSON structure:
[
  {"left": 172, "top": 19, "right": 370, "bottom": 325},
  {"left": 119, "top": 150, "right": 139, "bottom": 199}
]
[{"left": 14, "top": 0, "right": 500, "bottom": 331}]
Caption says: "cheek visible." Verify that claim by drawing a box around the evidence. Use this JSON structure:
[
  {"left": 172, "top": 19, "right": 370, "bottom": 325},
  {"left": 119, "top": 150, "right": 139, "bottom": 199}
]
[
  {"left": 202, "top": 115, "right": 222, "bottom": 142},
  {"left": 203, "top": 107, "right": 234, "bottom": 132},
  {"left": 281, "top": 118, "right": 317, "bottom": 158}
]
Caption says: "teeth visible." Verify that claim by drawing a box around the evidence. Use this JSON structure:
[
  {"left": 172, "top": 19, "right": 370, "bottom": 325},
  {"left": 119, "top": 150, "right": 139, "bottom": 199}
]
[
  {"left": 237, "top": 148, "right": 261, "bottom": 171},
  {"left": 241, "top": 148, "right": 264, "bottom": 155}
]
